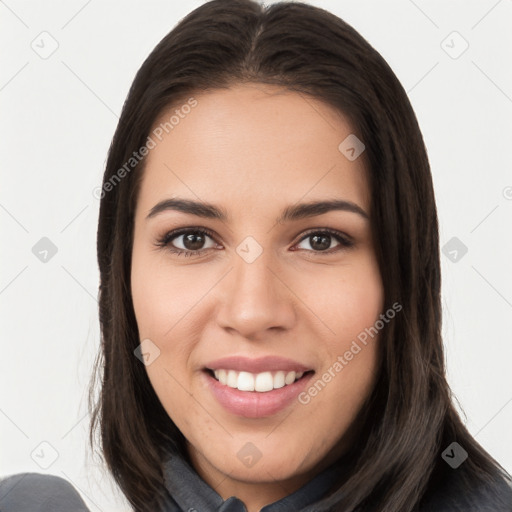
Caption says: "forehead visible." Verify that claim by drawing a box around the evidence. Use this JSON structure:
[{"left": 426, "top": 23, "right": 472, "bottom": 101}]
[{"left": 137, "top": 83, "right": 370, "bottom": 219}]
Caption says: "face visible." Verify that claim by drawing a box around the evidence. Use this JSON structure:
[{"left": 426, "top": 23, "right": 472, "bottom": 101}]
[{"left": 131, "top": 83, "right": 384, "bottom": 496}]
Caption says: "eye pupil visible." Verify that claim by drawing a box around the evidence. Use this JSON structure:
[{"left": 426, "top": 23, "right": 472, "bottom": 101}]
[
  {"left": 310, "top": 234, "right": 331, "bottom": 251},
  {"left": 184, "top": 233, "right": 205, "bottom": 250}
]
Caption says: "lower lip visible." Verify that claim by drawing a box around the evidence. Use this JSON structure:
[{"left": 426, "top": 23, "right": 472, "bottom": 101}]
[{"left": 203, "top": 370, "right": 314, "bottom": 418}]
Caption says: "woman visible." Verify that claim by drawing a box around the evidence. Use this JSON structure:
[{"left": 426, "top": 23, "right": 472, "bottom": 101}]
[{"left": 1, "top": 1, "right": 511, "bottom": 511}]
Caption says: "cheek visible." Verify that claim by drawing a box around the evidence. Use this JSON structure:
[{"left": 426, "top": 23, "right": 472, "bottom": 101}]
[
  {"left": 297, "top": 255, "right": 383, "bottom": 402},
  {"left": 143, "top": 355, "right": 202, "bottom": 447},
  {"left": 295, "top": 255, "right": 383, "bottom": 349},
  {"left": 130, "top": 250, "right": 207, "bottom": 408},
  {"left": 131, "top": 247, "right": 208, "bottom": 341},
  {"left": 336, "top": 271, "right": 383, "bottom": 342}
]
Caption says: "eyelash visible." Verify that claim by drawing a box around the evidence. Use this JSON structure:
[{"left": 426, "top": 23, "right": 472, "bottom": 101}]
[{"left": 155, "top": 227, "right": 354, "bottom": 258}]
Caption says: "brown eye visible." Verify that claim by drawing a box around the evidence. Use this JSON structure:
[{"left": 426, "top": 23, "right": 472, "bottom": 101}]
[
  {"left": 176, "top": 231, "right": 210, "bottom": 251},
  {"left": 294, "top": 229, "right": 353, "bottom": 254},
  {"left": 157, "top": 228, "right": 219, "bottom": 257}
]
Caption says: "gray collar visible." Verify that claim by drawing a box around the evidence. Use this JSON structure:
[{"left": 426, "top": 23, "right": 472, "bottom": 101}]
[{"left": 162, "top": 451, "right": 348, "bottom": 512}]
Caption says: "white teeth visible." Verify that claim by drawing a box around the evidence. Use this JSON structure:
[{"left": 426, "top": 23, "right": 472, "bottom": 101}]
[
  {"left": 211, "top": 369, "right": 307, "bottom": 392},
  {"left": 237, "top": 371, "right": 254, "bottom": 391},
  {"left": 273, "top": 371, "right": 285, "bottom": 389},
  {"left": 284, "top": 371, "right": 296, "bottom": 385},
  {"left": 254, "top": 371, "right": 274, "bottom": 392},
  {"left": 227, "top": 369, "right": 238, "bottom": 388},
  {"left": 217, "top": 369, "right": 227, "bottom": 385}
]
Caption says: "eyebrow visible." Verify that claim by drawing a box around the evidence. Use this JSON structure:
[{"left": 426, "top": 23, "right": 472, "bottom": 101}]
[{"left": 146, "top": 197, "right": 369, "bottom": 223}]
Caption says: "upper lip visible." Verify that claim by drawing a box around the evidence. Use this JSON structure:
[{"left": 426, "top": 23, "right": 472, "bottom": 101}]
[{"left": 204, "top": 355, "right": 312, "bottom": 374}]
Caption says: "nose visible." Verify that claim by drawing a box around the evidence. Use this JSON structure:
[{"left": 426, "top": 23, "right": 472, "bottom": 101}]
[{"left": 215, "top": 249, "right": 296, "bottom": 340}]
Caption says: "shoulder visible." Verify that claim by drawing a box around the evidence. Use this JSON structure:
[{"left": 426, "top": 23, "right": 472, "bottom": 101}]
[
  {"left": 0, "top": 472, "right": 90, "bottom": 512},
  {"left": 419, "top": 463, "right": 512, "bottom": 512}
]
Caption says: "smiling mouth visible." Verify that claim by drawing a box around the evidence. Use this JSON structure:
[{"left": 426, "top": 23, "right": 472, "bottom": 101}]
[{"left": 205, "top": 368, "right": 315, "bottom": 393}]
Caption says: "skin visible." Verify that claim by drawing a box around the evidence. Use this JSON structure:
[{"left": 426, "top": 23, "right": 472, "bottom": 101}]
[{"left": 131, "top": 83, "right": 384, "bottom": 512}]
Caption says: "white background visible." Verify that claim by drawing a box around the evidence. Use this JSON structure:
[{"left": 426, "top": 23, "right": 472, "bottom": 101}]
[{"left": 1, "top": 1, "right": 511, "bottom": 510}]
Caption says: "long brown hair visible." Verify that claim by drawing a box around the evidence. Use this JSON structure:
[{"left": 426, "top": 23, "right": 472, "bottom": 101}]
[{"left": 89, "top": 1, "right": 511, "bottom": 510}]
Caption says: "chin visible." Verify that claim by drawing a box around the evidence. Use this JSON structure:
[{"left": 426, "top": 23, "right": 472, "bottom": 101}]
[{"left": 197, "top": 436, "right": 319, "bottom": 482}]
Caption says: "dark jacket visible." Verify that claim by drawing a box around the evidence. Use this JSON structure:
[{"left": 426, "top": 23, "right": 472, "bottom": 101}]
[{"left": 1, "top": 452, "right": 511, "bottom": 511}]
